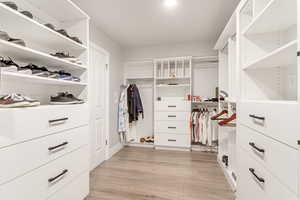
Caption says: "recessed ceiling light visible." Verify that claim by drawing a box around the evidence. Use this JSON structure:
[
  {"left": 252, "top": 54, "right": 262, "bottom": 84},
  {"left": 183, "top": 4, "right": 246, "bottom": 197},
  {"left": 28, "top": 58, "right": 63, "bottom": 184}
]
[{"left": 164, "top": 0, "right": 177, "bottom": 8}]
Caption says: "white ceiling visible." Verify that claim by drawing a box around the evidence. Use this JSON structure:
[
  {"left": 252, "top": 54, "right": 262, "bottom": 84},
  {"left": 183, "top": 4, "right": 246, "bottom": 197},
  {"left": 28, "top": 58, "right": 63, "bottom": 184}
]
[{"left": 72, "top": 0, "right": 240, "bottom": 47}]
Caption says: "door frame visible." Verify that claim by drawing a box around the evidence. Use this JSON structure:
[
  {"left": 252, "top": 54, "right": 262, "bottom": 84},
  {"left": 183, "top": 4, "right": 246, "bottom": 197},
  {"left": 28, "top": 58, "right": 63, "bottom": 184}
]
[{"left": 90, "top": 42, "right": 110, "bottom": 162}]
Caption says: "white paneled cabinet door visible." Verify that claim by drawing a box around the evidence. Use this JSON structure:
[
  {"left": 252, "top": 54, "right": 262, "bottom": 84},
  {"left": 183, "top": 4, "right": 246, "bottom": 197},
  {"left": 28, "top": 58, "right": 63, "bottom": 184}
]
[{"left": 89, "top": 44, "right": 108, "bottom": 170}]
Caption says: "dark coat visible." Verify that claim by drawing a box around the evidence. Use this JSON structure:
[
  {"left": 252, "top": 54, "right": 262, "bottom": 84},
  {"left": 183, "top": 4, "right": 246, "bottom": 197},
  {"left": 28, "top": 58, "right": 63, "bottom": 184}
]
[{"left": 127, "top": 84, "right": 144, "bottom": 123}]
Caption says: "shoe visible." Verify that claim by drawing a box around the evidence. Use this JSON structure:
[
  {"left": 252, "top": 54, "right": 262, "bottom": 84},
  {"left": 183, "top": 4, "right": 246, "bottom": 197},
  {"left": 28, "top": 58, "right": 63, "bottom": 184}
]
[
  {"left": 70, "top": 36, "right": 82, "bottom": 44},
  {"left": 8, "top": 38, "right": 26, "bottom": 46},
  {"left": 57, "top": 70, "right": 72, "bottom": 81},
  {"left": 48, "top": 71, "right": 60, "bottom": 79},
  {"left": 0, "top": 94, "right": 31, "bottom": 108},
  {"left": 20, "top": 11, "right": 33, "bottom": 19},
  {"left": 44, "top": 23, "right": 56, "bottom": 30},
  {"left": 0, "top": 31, "right": 10, "bottom": 41},
  {"left": 18, "top": 66, "right": 32, "bottom": 75},
  {"left": 56, "top": 29, "right": 70, "bottom": 38},
  {"left": 1, "top": 1, "right": 18, "bottom": 10},
  {"left": 0, "top": 57, "right": 19, "bottom": 72},
  {"left": 50, "top": 52, "right": 81, "bottom": 64},
  {"left": 23, "top": 64, "right": 50, "bottom": 77},
  {"left": 72, "top": 76, "right": 80, "bottom": 82},
  {"left": 19, "top": 94, "right": 40, "bottom": 106},
  {"left": 50, "top": 92, "right": 83, "bottom": 105}
]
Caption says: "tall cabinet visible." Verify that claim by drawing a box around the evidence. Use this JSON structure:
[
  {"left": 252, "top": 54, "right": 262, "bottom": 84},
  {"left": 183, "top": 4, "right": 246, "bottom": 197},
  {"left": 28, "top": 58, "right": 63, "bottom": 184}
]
[
  {"left": 236, "top": 0, "right": 299, "bottom": 200},
  {"left": 0, "top": 0, "right": 90, "bottom": 199}
]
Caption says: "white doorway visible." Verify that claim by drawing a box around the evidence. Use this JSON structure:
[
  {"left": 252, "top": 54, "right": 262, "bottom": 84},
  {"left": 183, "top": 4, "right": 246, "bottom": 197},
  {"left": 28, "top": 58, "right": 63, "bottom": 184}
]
[{"left": 89, "top": 43, "right": 110, "bottom": 171}]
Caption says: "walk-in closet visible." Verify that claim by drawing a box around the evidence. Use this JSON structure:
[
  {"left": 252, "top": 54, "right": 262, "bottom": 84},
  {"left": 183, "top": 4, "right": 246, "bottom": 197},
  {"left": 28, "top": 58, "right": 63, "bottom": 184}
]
[{"left": 0, "top": 0, "right": 298, "bottom": 200}]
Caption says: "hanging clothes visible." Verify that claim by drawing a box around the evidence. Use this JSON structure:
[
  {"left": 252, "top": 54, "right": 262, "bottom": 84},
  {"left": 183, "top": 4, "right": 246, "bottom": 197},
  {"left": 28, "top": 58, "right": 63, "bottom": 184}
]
[
  {"left": 127, "top": 84, "right": 144, "bottom": 123},
  {"left": 118, "top": 85, "right": 130, "bottom": 142}
]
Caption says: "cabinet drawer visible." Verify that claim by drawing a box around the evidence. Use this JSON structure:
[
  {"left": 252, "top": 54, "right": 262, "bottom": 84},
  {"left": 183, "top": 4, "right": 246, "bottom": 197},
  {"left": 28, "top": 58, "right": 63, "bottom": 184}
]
[
  {"left": 47, "top": 172, "right": 89, "bottom": 200},
  {"left": 155, "top": 121, "right": 189, "bottom": 134},
  {"left": 155, "top": 101, "right": 191, "bottom": 112},
  {"left": 155, "top": 133, "right": 190, "bottom": 148},
  {"left": 0, "top": 104, "right": 88, "bottom": 148},
  {"left": 0, "top": 126, "right": 88, "bottom": 185},
  {"left": 237, "top": 147, "right": 297, "bottom": 200},
  {"left": 0, "top": 146, "right": 89, "bottom": 200},
  {"left": 238, "top": 101, "right": 299, "bottom": 148},
  {"left": 237, "top": 124, "right": 298, "bottom": 194},
  {"left": 155, "top": 112, "right": 189, "bottom": 121}
]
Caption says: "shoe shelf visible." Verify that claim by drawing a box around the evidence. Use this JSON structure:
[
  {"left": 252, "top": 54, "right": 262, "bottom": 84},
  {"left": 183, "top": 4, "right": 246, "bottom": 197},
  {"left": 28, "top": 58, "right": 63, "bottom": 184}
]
[
  {"left": 0, "top": 39, "right": 87, "bottom": 72},
  {"left": 242, "top": 40, "right": 297, "bottom": 70},
  {"left": 0, "top": 3, "right": 87, "bottom": 54},
  {"left": 156, "top": 84, "right": 190, "bottom": 88},
  {"left": 242, "top": 0, "right": 297, "bottom": 36},
  {"left": 1, "top": 71, "right": 88, "bottom": 87}
]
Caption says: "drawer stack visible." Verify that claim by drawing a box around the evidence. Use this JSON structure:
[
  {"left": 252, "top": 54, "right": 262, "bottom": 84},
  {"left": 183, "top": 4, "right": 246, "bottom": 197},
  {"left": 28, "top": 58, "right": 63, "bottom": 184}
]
[
  {"left": 154, "top": 100, "right": 191, "bottom": 148},
  {"left": 236, "top": 102, "right": 299, "bottom": 200},
  {"left": 0, "top": 105, "right": 90, "bottom": 200}
]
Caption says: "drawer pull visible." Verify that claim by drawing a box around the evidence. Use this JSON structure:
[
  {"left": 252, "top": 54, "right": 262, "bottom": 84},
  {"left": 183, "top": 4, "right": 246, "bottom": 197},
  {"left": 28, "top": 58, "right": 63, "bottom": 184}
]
[
  {"left": 48, "top": 169, "right": 68, "bottom": 183},
  {"left": 48, "top": 142, "right": 68, "bottom": 151},
  {"left": 249, "top": 168, "right": 265, "bottom": 183},
  {"left": 249, "top": 142, "right": 265, "bottom": 153},
  {"left": 168, "top": 105, "right": 177, "bottom": 108},
  {"left": 249, "top": 114, "right": 265, "bottom": 121},
  {"left": 168, "top": 115, "right": 177, "bottom": 118},
  {"left": 49, "top": 117, "right": 69, "bottom": 125},
  {"left": 168, "top": 139, "right": 176, "bottom": 142},
  {"left": 168, "top": 127, "right": 176, "bottom": 129}
]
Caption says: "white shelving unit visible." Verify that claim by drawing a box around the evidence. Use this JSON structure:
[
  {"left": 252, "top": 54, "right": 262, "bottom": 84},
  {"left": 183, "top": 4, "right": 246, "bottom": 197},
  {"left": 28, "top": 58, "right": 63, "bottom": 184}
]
[{"left": 0, "top": 1, "right": 90, "bottom": 199}]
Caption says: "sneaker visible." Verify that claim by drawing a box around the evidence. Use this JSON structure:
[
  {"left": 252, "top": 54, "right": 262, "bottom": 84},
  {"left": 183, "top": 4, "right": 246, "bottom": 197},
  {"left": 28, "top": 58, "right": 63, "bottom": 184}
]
[
  {"left": 18, "top": 94, "right": 40, "bottom": 106},
  {"left": 70, "top": 36, "right": 83, "bottom": 44},
  {"left": 0, "top": 57, "right": 19, "bottom": 72},
  {"left": 18, "top": 66, "right": 32, "bottom": 75},
  {"left": 50, "top": 52, "right": 81, "bottom": 64},
  {"left": 0, "top": 31, "right": 10, "bottom": 41},
  {"left": 48, "top": 71, "right": 60, "bottom": 79},
  {"left": 50, "top": 92, "right": 81, "bottom": 105},
  {"left": 44, "top": 23, "right": 56, "bottom": 30},
  {"left": 0, "top": 93, "right": 30, "bottom": 108},
  {"left": 72, "top": 76, "right": 80, "bottom": 82},
  {"left": 1, "top": 1, "right": 18, "bottom": 10},
  {"left": 8, "top": 38, "right": 26, "bottom": 46},
  {"left": 24, "top": 64, "right": 50, "bottom": 77},
  {"left": 65, "top": 92, "right": 84, "bottom": 104},
  {"left": 57, "top": 70, "right": 72, "bottom": 81},
  {"left": 56, "top": 29, "right": 70, "bottom": 38}
]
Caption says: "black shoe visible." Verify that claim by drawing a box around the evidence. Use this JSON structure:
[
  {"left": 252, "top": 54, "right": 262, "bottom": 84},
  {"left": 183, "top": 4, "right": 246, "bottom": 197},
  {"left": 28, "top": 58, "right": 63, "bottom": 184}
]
[
  {"left": 70, "top": 36, "right": 83, "bottom": 44},
  {"left": 0, "top": 31, "right": 10, "bottom": 41},
  {"left": 44, "top": 23, "right": 56, "bottom": 30},
  {"left": 20, "top": 11, "right": 33, "bottom": 19},
  {"left": 8, "top": 38, "right": 26, "bottom": 46},
  {"left": 1, "top": 1, "right": 18, "bottom": 10},
  {"left": 56, "top": 29, "right": 70, "bottom": 38},
  {"left": 50, "top": 92, "right": 84, "bottom": 105},
  {"left": 65, "top": 92, "right": 84, "bottom": 104}
]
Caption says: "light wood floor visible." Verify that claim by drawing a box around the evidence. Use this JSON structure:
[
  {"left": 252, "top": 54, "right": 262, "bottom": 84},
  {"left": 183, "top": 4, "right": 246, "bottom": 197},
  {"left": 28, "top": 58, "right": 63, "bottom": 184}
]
[{"left": 86, "top": 147, "right": 235, "bottom": 200}]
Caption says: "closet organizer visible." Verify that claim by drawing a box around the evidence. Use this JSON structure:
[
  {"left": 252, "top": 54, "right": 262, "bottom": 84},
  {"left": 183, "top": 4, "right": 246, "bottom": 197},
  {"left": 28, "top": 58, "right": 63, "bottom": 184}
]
[{"left": 0, "top": 0, "right": 90, "bottom": 199}]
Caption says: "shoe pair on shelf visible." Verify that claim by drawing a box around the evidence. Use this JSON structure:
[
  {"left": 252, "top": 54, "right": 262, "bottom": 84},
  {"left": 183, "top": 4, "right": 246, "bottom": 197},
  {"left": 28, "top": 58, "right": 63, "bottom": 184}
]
[
  {"left": 1, "top": 1, "right": 34, "bottom": 19},
  {"left": 50, "top": 92, "right": 84, "bottom": 105},
  {"left": 140, "top": 136, "right": 154, "bottom": 143},
  {"left": 0, "top": 93, "right": 40, "bottom": 108},
  {"left": 44, "top": 24, "right": 83, "bottom": 45},
  {"left": 0, "top": 30, "right": 26, "bottom": 46},
  {"left": 50, "top": 52, "right": 83, "bottom": 65}
]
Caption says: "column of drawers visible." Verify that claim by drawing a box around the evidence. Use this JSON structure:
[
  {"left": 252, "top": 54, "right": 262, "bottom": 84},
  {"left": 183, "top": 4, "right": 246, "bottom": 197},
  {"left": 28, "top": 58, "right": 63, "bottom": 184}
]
[{"left": 154, "top": 101, "right": 191, "bottom": 148}]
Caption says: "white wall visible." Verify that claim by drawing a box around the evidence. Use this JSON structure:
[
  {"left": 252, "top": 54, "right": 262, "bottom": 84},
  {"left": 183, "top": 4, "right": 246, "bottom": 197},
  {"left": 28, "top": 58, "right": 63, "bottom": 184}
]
[
  {"left": 90, "top": 23, "right": 124, "bottom": 148},
  {"left": 124, "top": 41, "right": 217, "bottom": 61}
]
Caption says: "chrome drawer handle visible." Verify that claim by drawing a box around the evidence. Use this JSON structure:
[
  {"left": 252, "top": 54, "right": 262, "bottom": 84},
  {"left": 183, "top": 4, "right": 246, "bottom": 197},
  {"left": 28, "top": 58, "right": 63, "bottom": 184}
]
[
  {"left": 48, "top": 169, "right": 68, "bottom": 184},
  {"left": 168, "top": 139, "right": 176, "bottom": 142},
  {"left": 168, "top": 105, "right": 176, "bottom": 108},
  {"left": 168, "top": 115, "right": 176, "bottom": 118},
  {"left": 249, "top": 168, "right": 265, "bottom": 183},
  {"left": 48, "top": 142, "right": 68, "bottom": 152},
  {"left": 49, "top": 117, "right": 69, "bottom": 125},
  {"left": 249, "top": 114, "right": 265, "bottom": 121},
  {"left": 249, "top": 142, "right": 265, "bottom": 153},
  {"left": 168, "top": 127, "right": 176, "bottom": 129}
]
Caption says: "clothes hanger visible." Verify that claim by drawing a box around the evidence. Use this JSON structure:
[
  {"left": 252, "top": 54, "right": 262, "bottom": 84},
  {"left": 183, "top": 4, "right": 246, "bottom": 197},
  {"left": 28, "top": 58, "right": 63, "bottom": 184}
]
[
  {"left": 218, "top": 113, "right": 236, "bottom": 126},
  {"left": 211, "top": 110, "right": 228, "bottom": 120}
]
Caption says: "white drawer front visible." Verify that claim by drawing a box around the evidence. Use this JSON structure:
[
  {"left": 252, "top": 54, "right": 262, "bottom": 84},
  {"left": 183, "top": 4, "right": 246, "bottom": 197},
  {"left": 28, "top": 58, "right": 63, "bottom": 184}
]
[
  {"left": 47, "top": 172, "right": 89, "bottom": 200},
  {"left": 155, "top": 112, "right": 189, "bottom": 121},
  {"left": 0, "top": 104, "right": 88, "bottom": 148},
  {"left": 0, "top": 146, "right": 89, "bottom": 200},
  {"left": 155, "top": 121, "right": 189, "bottom": 134},
  {"left": 238, "top": 101, "right": 299, "bottom": 148},
  {"left": 237, "top": 124, "right": 298, "bottom": 194},
  {"left": 155, "top": 134, "right": 190, "bottom": 148},
  {"left": 155, "top": 101, "right": 191, "bottom": 112},
  {"left": 237, "top": 147, "right": 297, "bottom": 200},
  {"left": 0, "top": 126, "right": 88, "bottom": 185}
]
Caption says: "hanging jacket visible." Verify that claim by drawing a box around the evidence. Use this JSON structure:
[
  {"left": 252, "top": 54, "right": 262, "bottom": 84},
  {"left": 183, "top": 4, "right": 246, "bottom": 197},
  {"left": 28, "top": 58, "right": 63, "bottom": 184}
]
[{"left": 127, "top": 84, "right": 144, "bottom": 123}]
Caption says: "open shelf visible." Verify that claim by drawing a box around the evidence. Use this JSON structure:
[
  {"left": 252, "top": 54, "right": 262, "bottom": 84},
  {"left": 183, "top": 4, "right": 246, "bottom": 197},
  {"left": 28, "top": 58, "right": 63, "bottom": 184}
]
[
  {"left": 243, "top": 40, "right": 297, "bottom": 70},
  {"left": 1, "top": 72, "right": 87, "bottom": 86},
  {"left": 0, "top": 39, "right": 87, "bottom": 71},
  {"left": 242, "top": 0, "right": 296, "bottom": 35},
  {"left": 157, "top": 84, "right": 190, "bottom": 88},
  {"left": 156, "top": 77, "right": 190, "bottom": 80},
  {"left": 0, "top": 3, "right": 87, "bottom": 53},
  {"left": 126, "top": 77, "right": 154, "bottom": 81}
]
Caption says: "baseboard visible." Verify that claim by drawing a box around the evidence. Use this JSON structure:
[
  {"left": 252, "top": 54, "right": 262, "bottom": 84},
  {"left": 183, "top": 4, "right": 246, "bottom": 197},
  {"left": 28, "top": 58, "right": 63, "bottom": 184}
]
[
  {"left": 155, "top": 146, "right": 191, "bottom": 152},
  {"left": 217, "top": 158, "right": 237, "bottom": 192},
  {"left": 108, "top": 142, "right": 124, "bottom": 159}
]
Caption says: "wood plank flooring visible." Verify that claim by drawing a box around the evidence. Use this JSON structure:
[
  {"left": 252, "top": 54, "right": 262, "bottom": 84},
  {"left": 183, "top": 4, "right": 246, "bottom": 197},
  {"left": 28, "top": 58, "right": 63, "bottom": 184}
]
[{"left": 86, "top": 147, "right": 235, "bottom": 200}]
